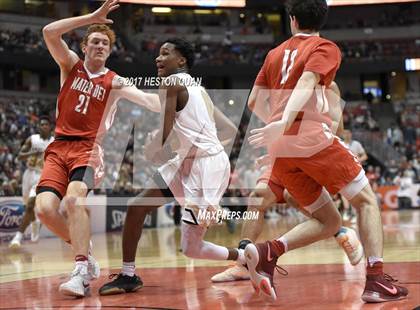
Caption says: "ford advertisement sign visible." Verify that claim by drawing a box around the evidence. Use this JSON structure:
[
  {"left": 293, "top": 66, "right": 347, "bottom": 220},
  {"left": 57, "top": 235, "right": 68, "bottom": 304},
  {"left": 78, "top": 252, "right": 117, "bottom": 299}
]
[{"left": 0, "top": 199, "right": 24, "bottom": 233}]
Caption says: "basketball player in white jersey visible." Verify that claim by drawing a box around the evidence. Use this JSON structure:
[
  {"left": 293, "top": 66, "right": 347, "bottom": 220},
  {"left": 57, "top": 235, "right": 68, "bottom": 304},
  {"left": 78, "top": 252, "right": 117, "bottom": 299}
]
[
  {"left": 98, "top": 38, "right": 243, "bottom": 295},
  {"left": 9, "top": 116, "right": 54, "bottom": 248}
]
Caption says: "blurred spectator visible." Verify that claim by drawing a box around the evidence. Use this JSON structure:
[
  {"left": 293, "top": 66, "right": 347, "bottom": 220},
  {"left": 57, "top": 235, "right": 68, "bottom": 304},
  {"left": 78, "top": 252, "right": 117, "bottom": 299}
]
[
  {"left": 343, "top": 129, "right": 368, "bottom": 164},
  {"left": 394, "top": 170, "right": 414, "bottom": 209}
]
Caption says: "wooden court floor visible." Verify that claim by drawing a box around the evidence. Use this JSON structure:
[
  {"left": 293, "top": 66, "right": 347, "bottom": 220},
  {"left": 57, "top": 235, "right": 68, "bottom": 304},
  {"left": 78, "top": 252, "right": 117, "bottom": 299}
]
[{"left": 1, "top": 210, "right": 419, "bottom": 309}]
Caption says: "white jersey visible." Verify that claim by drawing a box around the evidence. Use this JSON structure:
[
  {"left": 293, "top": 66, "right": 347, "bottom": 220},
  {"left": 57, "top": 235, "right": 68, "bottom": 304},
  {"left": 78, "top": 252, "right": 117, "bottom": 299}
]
[
  {"left": 170, "top": 72, "right": 223, "bottom": 157},
  {"left": 158, "top": 73, "right": 230, "bottom": 215},
  {"left": 27, "top": 134, "right": 54, "bottom": 171}
]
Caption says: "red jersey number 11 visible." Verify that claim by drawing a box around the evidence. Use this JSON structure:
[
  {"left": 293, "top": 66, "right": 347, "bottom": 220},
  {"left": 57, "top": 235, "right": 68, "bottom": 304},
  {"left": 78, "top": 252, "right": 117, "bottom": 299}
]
[{"left": 280, "top": 49, "right": 298, "bottom": 85}]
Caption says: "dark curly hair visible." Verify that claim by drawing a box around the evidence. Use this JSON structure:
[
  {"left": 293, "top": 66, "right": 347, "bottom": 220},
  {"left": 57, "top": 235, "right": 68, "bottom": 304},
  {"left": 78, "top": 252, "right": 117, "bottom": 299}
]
[
  {"left": 286, "top": 0, "right": 329, "bottom": 31},
  {"left": 164, "top": 38, "right": 195, "bottom": 69}
]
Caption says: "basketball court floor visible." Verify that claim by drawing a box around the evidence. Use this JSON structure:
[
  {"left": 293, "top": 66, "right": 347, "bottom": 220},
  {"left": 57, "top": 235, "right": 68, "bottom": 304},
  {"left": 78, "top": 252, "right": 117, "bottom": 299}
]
[{"left": 1, "top": 210, "right": 419, "bottom": 309}]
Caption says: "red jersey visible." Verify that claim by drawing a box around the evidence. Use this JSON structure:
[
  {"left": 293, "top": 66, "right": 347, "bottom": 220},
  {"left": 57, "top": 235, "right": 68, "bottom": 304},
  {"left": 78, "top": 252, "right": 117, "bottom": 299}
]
[
  {"left": 55, "top": 60, "right": 117, "bottom": 142},
  {"left": 254, "top": 34, "right": 342, "bottom": 158}
]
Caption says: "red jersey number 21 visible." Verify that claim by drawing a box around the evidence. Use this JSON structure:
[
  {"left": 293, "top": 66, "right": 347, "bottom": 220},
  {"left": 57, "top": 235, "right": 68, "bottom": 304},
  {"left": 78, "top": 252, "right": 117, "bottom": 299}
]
[
  {"left": 75, "top": 94, "right": 90, "bottom": 115},
  {"left": 280, "top": 49, "right": 298, "bottom": 85}
]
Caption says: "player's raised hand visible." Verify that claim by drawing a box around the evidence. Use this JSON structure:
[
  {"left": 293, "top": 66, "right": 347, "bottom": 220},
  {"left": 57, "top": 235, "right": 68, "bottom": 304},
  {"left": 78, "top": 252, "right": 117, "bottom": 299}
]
[
  {"left": 248, "top": 120, "right": 286, "bottom": 148},
  {"left": 91, "top": 0, "right": 120, "bottom": 24}
]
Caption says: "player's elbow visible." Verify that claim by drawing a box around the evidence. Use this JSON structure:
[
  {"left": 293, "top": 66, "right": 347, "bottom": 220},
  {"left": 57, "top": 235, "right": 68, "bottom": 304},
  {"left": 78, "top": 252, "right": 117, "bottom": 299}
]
[
  {"left": 247, "top": 99, "right": 256, "bottom": 111},
  {"left": 329, "top": 81, "right": 340, "bottom": 96},
  {"left": 42, "top": 23, "right": 59, "bottom": 39},
  {"left": 42, "top": 25, "right": 53, "bottom": 38}
]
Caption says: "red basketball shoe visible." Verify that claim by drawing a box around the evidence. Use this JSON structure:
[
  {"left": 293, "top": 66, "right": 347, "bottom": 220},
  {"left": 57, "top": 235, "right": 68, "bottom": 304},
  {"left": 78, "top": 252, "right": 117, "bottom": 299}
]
[
  {"left": 244, "top": 241, "right": 287, "bottom": 301},
  {"left": 362, "top": 263, "right": 408, "bottom": 303}
]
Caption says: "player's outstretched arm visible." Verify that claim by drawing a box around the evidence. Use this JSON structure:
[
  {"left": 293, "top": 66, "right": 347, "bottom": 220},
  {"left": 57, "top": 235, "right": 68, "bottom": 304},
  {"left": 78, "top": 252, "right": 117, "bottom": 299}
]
[
  {"left": 247, "top": 85, "right": 271, "bottom": 124},
  {"left": 112, "top": 77, "right": 161, "bottom": 113},
  {"left": 42, "top": 0, "right": 119, "bottom": 74}
]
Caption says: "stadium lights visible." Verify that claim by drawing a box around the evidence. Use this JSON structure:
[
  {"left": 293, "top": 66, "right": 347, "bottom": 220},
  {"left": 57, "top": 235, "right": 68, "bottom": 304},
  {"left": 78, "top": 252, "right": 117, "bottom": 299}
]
[
  {"left": 194, "top": 9, "right": 213, "bottom": 14},
  {"left": 405, "top": 58, "right": 420, "bottom": 71},
  {"left": 151, "top": 7, "right": 172, "bottom": 13}
]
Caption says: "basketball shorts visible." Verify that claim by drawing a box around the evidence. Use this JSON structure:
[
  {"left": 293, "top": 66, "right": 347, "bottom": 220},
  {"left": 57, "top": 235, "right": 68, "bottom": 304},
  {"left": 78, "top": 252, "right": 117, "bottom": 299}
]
[
  {"left": 36, "top": 139, "right": 104, "bottom": 199},
  {"left": 270, "top": 138, "right": 368, "bottom": 212},
  {"left": 158, "top": 151, "right": 230, "bottom": 227},
  {"left": 22, "top": 168, "right": 41, "bottom": 203}
]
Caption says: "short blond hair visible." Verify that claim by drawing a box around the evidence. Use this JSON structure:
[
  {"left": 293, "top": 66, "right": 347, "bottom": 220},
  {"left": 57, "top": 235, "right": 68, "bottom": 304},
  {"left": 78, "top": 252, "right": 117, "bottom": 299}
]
[{"left": 81, "top": 24, "right": 116, "bottom": 49}]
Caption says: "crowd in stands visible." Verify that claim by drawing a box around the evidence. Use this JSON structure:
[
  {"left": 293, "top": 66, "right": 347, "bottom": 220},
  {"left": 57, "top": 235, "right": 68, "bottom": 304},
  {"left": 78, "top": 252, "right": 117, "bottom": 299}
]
[
  {"left": 0, "top": 27, "right": 134, "bottom": 62},
  {"left": 338, "top": 93, "right": 419, "bottom": 209},
  {"left": 324, "top": 7, "right": 420, "bottom": 30},
  {"left": 1, "top": 25, "right": 419, "bottom": 67},
  {"left": 383, "top": 97, "right": 420, "bottom": 191},
  {"left": 337, "top": 39, "right": 419, "bottom": 62}
]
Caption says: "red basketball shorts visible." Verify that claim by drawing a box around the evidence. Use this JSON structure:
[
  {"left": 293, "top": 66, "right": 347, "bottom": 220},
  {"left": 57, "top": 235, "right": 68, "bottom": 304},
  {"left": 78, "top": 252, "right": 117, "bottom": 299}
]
[{"left": 37, "top": 140, "right": 104, "bottom": 198}]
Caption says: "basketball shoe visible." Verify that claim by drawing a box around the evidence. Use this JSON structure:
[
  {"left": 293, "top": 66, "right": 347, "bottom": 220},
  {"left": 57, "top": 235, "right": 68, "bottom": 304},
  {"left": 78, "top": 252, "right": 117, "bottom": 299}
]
[
  {"left": 59, "top": 264, "right": 91, "bottom": 297},
  {"left": 245, "top": 241, "right": 287, "bottom": 300},
  {"left": 99, "top": 273, "right": 143, "bottom": 295},
  {"left": 9, "top": 232, "right": 23, "bottom": 249},
  {"left": 335, "top": 227, "right": 364, "bottom": 265},
  {"left": 211, "top": 263, "right": 250, "bottom": 282},
  {"left": 362, "top": 263, "right": 408, "bottom": 302},
  {"left": 30, "top": 220, "right": 41, "bottom": 242}
]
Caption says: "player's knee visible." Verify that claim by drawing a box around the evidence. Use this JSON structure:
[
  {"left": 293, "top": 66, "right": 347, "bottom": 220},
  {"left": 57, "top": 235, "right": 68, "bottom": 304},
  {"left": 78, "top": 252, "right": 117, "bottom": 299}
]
[
  {"left": 66, "top": 181, "right": 88, "bottom": 198},
  {"left": 35, "top": 202, "right": 55, "bottom": 222},
  {"left": 348, "top": 185, "right": 377, "bottom": 211},
  {"left": 63, "top": 196, "right": 84, "bottom": 215}
]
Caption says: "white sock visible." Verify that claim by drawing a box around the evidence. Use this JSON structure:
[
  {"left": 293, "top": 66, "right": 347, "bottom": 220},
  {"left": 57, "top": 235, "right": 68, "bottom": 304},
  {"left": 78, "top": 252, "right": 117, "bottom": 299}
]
[
  {"left": 368, "top": 256, "right": 383, "bottom": 267},
  {"left": 236, "top": 249, "right": 246, "bottom": 265},
  {"left": 75, "top": 260, "right": 88, "bottom": 274},
  {"left": 14, "top": 232, "right": 23, "bottom": 240},
  {"left": 277, "top": 236, "right": 288, "bottom": 253},
  {"left": 122, "top": 261, "right": 136, "bottom": 277}
]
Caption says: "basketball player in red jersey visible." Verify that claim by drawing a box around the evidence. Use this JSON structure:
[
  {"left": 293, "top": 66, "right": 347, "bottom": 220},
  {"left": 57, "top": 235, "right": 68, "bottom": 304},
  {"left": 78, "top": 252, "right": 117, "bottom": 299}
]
[
  {"left": 211, "top": 82, "right": 364, "bottom": 283},
  {"left": 247, "top": 0, "right": 407, "bottom": 303},
  {"left": 34, "top": 0, "right": 160, "bottom": 297}
]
